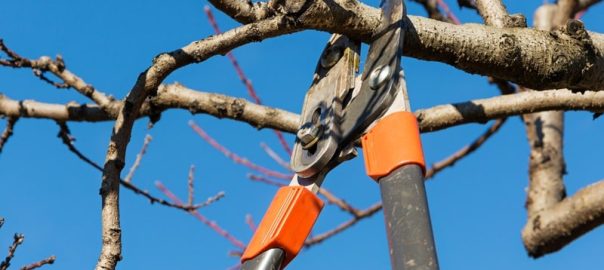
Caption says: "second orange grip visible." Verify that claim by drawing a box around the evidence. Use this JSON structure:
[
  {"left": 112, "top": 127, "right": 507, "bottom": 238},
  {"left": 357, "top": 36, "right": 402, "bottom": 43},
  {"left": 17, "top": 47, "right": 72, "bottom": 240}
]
[{"left": 241, "top": 186, "right": 324, "bottom": 268}]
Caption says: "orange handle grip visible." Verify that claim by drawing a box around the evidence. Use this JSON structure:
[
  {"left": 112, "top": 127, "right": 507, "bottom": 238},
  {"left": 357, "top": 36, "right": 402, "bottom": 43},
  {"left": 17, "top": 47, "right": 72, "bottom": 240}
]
[
  {"left": 241, "top": 186, "right": 324, "bottom": 268},
  {"left": 361, "top": 111, "right": 426, "bottom": 180}
]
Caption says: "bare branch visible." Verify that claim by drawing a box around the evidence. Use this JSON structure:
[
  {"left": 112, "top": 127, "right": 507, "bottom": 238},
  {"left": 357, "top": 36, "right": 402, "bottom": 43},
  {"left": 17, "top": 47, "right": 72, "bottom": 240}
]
[
  {"left": 57, "top": 123, "right": 203, "bottom": 211},
  {"left": 410, "top": 0, "right": 451, "bottom": 22},
  {"left": 20, "top": 256, "right": 56, "bottom": 270},
  {"left": 247, "top": 173, "right": 287, "bottom": 187},
  {"left": 259, "top": 143, "right": 292, "bottom": 171},
  {"left": 474, "top": 0, "right": 510, "bottom": 28},
  {"left": 305, "top": 203, "right": 382, "bottom": 246},
  {"left": 414, "top": 89, "right": 604, "bottom": 132},
  {"left": 0, "top": 234, "right": 24, "bottom": 270},
  {"left": 0, "top": 117, "right": 18, "bottom": 153},
  {"left": 124, "top": 135, "right": 152, "bottom": 183},
  {"left": 207, "top": 0, "right": 274, "bottom": 24},
  {"left": 189, "top": 121, "right": 293, "bottom": 180},
  {"left": 0, "top": 39, "right": 116, "bottom": 111},
  {"left": 522, "top": 179, "right": 604, "bottom": 257},
  {"left": 245, "top": 214, "right": 257, "bottom": 232},
  {"left": 155, "top": 181, "right": 244, "bottom": 249},
  {"left": 5, "top": 87, "right": 604, "bottom": 135}
]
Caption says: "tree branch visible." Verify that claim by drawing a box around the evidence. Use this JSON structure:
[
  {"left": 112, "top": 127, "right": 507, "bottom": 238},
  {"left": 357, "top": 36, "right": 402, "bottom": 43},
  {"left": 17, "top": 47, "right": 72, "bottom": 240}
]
[
  {"left": 0, "top": 40, "right": 116, "bottom": 112},
  {"left": 95, "top": 14, "right": 301, "bottom": 270},
  {"left": 4, "top": 87, "right": 604, "bottom": 134},
  {"left": 19, "top": 256, "right": 56, "bottom": 270},
  {"left": 522, "top": 179, "right": 604, "bottom": 257},
  {"left": 474, "top": 0, "right": 510, "bottom": 28},
  {"left": 0, "top": 117, "right": 18, "bottom": 153}
]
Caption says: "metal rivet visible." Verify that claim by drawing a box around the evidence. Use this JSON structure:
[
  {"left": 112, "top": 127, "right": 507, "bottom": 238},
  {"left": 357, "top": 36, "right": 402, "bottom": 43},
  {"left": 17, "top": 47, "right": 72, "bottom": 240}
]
[
  {"left": 369, "top": 65, "right": 391, "bottom": 90},
  {"left": 320, "top": 46, "right": 343, "bottom": 69}
]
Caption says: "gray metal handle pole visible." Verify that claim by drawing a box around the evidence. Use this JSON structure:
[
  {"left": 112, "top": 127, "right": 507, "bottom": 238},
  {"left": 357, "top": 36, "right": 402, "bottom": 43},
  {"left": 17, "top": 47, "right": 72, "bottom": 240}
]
[
  {"left": 379, "top": 164, "right": 439, "bottom": 270},
  {"left": 241, "top": 248, "right": 285, "bottom": 270}
]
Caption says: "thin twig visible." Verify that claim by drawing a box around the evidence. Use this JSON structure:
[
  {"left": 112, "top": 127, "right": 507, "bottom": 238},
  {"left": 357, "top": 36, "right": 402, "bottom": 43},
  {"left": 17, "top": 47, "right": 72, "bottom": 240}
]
[
  {"left": 247, "top": 174, "right": 287, "bottom": 187},
  {"left": 425, "top": 118, "right": 507, "bottom": 179},
  {"left": 0, "top": 117, "right": 18, "bottom": 153},
  {"left": 436, "top": 0, "right": 462, "bottom": 24},
  {"left": 56, "top": 124, "right": 201, "bottom": 211},
  {"left": 189, "top": 121, "right": 293, "bottom": 180},
  {"left": 203, "top": 6, "right": 293, "bottom": 156},
  {"left": 318, "top": 188, "right": 361, "bottom": 216},
  {"left": 188, "top": 165, "right": 196, "bottom": 206},
  {"left": 305, "top": 203, "right": 382, "bottom": 246},
  {"left": 20, "top": 256, "right": 56, "bottom": 270},
  {"left": 155, "top": 181, "right": 245, "bottom": 249},
  {"left": 245, "top": 214, "right": 257, "bottom": 232},
  {"left": 56, "top": 122, "right": 102, "bottom": 171},
  {"left": 124, "top": 134, "right": 153, "bottom": 183},
  {"left": 0, "top": 234, "right": 25, "bottom": 270},
  {"left": 32, "top": 69, "right": 69, "bottom": 89},
  {"left": 0, "top": 39, "right": 115, "bottom": 110},
  {"left": 259, "top": 142, "right": 292, "bottom": 171}
]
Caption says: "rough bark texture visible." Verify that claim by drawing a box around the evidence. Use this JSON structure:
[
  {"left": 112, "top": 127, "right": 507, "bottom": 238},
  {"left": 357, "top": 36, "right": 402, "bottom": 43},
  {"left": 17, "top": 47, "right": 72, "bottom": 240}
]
[
  {"left": 519, "top": 2, "right": 604, "bottom": 258},
  {"left": 475, "top": 0, "right": 510, "bottom": 28}
]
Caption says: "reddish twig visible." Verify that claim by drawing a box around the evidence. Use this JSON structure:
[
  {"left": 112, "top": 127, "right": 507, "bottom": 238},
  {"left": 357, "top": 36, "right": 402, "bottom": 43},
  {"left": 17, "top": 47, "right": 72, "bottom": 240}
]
[
  {"left": 259, "top": 142, "right": 292, "bottom": 171},
  {"left": 0, "top": 234, "right": 24, "bottom": 270},
  {"left": 0, "top": 117, "right": 18, "bottom": 153},
  {"left": 203, "top": 6, "right": 292, "bottom": 156},
  {"left": 189, "top": 121, "right": 293, "bottom": 180},
  {"left": 436, "top": 0, "right": 462, "bottom": 24},
  {"left": 247, "top": 173, "right": 287, "bottom": 187},
  {"left": 155, "top": 181, "right": 245, "bottom": 249},
  {"left": 124, "top": 134, "right": 152, "bottom": 183},
  {"left": 245, "top": 214, "right": 257, "bottom": 232},
  {"left": 20, "top": 256, "right": 56, "bottom": 270}
]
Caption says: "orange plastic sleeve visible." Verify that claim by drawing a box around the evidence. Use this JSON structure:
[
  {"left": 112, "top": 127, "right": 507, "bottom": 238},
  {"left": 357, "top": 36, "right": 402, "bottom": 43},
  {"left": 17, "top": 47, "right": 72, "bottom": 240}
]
[
  {"left": 241, "top": 186, "right": 324, "bottom": 268},
  {"left": 361, "top": 111, "right": 426, "bottom": 180}
]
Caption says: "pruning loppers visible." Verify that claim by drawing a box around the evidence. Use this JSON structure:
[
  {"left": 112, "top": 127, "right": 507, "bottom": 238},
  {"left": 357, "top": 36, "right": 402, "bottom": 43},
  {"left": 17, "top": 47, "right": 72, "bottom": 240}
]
[{"left": 240, "top": 0, "right": 439, "bottom": 269}]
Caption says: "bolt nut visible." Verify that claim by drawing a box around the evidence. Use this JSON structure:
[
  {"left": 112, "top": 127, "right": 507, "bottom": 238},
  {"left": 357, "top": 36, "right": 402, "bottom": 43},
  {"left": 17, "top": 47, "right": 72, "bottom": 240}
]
[
  {"left": 297, "top": 125, "right": 322, "bottom": 149},
  {"left": 368, "top": 65, "right": 391, "bottom": 90}
]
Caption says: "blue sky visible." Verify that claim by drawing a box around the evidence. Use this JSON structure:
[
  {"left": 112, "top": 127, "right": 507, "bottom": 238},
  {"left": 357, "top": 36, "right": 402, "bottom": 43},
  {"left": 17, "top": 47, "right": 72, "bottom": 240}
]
[{"left": 1, "top": 0, "right": 603, "bottom": 269}]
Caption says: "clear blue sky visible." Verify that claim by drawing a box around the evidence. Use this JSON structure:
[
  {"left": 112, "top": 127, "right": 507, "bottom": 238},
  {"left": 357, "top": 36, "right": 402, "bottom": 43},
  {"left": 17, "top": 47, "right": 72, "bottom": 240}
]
[{"left": 1, "top": 1, "right": 603, "bottom": 269}]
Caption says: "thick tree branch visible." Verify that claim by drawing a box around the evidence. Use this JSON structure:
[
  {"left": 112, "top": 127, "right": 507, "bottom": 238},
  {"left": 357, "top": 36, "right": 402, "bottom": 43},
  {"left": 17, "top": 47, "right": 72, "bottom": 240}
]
[
  {"left": 210, "top": 0, "right": 604, "bottom": 90},
  {"left": 4, "top": 88, "right": 604, "bottom": 134},
  {"left": 522, "top": 179, "right": 604, "bottom": 257}
]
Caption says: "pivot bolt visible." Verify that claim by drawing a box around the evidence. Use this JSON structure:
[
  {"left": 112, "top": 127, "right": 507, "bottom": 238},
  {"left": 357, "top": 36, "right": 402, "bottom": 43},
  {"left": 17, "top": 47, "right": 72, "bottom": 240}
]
[
  {"left": 369, "top": 65, "right": 391, "bottom": 90},
  {"left": 297, "top": 125, "right": 322, "bottom": 149}
]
